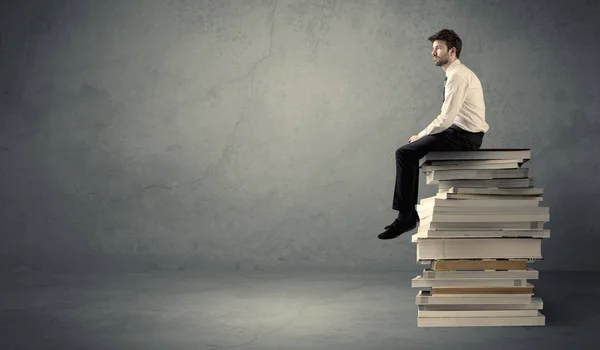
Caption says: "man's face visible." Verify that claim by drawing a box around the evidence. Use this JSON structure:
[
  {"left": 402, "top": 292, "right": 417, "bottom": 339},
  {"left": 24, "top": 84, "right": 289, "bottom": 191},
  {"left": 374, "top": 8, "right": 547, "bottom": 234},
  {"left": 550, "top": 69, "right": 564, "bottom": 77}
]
[{"left": 432, "top": 40, "right": 451, "bottom": 66}]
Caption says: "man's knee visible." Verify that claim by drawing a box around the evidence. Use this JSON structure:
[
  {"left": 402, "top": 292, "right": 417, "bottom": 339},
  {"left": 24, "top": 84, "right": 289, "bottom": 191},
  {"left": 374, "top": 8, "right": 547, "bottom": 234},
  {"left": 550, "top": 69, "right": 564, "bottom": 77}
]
[{"left": 395, "top": 145, "right": 414, "bottom": 160}]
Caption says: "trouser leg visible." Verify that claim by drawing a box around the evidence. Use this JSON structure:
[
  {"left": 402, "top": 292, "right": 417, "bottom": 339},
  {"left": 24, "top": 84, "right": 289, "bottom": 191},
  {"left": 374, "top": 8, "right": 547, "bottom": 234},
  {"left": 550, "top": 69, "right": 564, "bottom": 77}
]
[{"left": 392, "top": 126, "right": 484, "bottom": 217}]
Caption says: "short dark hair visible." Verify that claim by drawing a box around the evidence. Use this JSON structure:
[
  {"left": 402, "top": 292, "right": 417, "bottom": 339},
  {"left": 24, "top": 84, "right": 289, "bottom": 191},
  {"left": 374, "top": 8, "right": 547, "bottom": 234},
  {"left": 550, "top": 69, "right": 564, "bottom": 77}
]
[{"left": 428, "top": 29, "right": 462, "bottom": 58}]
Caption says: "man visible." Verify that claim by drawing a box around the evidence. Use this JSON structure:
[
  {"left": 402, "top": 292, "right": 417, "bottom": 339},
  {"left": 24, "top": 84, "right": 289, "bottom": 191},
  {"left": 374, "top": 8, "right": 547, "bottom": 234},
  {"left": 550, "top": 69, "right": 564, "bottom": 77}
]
[{"left": 378, "top": 29, "right": 489, "bottom": 240}]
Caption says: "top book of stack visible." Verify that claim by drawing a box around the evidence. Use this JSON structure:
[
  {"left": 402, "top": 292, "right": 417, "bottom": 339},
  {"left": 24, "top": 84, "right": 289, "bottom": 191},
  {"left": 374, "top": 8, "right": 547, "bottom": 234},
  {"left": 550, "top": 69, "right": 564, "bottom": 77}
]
[{"left": 419, "top": 149, "right": 531, "bottom": 167}]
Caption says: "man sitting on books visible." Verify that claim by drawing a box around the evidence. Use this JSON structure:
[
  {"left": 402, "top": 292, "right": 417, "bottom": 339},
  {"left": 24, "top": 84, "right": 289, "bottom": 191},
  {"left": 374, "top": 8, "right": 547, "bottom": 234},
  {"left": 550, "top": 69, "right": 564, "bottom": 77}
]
[{"left": 378, "top": 29, "right": 489, "bottom": 240}]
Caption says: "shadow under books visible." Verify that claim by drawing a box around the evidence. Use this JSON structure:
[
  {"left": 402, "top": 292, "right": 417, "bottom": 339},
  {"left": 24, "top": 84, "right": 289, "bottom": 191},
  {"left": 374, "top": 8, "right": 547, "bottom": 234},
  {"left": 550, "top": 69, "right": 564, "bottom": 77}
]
[{"left": 532, "top": 271, "right": 600, "bottom": 327}]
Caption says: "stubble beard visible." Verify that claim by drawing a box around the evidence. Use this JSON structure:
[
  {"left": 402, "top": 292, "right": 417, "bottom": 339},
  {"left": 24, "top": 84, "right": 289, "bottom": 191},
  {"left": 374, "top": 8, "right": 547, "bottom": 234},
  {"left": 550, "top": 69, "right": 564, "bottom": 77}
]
[{"left": 434, "top": 55, "right": 449, "bottom": 67}]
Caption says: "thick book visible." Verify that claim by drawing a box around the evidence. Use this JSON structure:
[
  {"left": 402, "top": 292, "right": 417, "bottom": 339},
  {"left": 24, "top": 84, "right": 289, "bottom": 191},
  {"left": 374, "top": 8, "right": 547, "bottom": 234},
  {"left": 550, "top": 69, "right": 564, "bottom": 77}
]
[
  {"left": 430, "top": 259, "right": 529, "bottom": 271},
  {"left": 418, "top": 308, "right": 540, "bottom": 318},
  {"left": 417, "top": 205, "right": 549, "bottom": 216},
  {"left": 414, "top": 228, "right": 551, "bottom": 239},
  {"left": 425, "top": 168, "right": 529, "bottom": 184},
  {"left": 419, "top": 149, "right": 532, "bottom": 166},
  {"left": 444, "top": 187, "right": 543, "bottom": 196},
  {"left": 438, "top": 178, "right": 534, "bottom": 191},
  {"left": 419, "top": 196, "right": 542, "bottom": 208},
  {"left": 417, "top": 312, "right": 545, "bottom": 327},
  {"left": 437, "top": 193, "right": 543, "bottom": 200},
  {"left": 421, "top": 160, "right": 523, "bottom": 172},
  {"left": 415, "top": 238, "right": 543, "bottom": 260},
  {"left": 421, "top": 268, "right": 539, "bottom": 279},
  {"left": 418, "top": 219, "right": 546, "bottom": 230},
  {"left": 431, "top": 283, "right": 534, "bottom": 295},
  {"left": 418, "top": 297, "right": 543, "bottom": 310},
  {"left": 420, "top": 209, "right": 550, "bottom": 223},
  {"left": 415, "top": 290, "right": 532, "bottom": 305},
  {"left": 412, "top": 275, "right": 529, "bottom": 288}
]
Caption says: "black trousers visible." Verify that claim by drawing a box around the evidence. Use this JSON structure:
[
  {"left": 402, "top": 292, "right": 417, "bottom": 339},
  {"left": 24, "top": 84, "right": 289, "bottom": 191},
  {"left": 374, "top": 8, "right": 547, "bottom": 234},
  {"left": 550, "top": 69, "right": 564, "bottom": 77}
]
[{"left": 393, "top": 124, "right": 484, "bottom": 217}]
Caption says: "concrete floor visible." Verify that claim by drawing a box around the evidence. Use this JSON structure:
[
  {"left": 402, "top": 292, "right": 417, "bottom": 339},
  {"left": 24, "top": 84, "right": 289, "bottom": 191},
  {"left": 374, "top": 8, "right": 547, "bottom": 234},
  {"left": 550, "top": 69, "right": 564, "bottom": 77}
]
[{"left": 1, "top": 269, "right": 597, "bottom": 350}]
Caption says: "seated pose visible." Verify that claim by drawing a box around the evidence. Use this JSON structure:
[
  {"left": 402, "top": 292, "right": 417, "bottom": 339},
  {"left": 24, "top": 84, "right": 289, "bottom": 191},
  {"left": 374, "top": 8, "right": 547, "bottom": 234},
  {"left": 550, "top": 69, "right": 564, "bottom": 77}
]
[{"left": 378, "top": 29, "right": 489, "bottom": 240}]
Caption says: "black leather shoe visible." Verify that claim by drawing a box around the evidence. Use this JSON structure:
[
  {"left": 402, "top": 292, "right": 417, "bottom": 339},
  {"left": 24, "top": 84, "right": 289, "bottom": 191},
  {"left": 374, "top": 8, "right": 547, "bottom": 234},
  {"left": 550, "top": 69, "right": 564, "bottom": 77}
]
[
  {"left": 378, "top": 217, "right": 418, "bottom": 240},
  {"left": 384, "top": 219, "right": 399, "bottom": 230},
  {"left": 385, "top": 210, "right": 419, "bottom": 230}
]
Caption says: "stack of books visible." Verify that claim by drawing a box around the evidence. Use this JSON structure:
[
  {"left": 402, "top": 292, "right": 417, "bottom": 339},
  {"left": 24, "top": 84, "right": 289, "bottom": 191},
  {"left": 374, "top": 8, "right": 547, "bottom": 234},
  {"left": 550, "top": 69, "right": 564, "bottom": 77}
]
[{"left": 411, "top": 149, "right": 550, "bottom": 327}]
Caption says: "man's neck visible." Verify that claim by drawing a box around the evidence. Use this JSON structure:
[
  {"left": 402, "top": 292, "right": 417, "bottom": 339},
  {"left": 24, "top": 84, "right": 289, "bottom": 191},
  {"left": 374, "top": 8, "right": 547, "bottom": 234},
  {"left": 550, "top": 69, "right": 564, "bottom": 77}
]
[{"left": 442, "top": 58, "right": 458, "bottom": 73}]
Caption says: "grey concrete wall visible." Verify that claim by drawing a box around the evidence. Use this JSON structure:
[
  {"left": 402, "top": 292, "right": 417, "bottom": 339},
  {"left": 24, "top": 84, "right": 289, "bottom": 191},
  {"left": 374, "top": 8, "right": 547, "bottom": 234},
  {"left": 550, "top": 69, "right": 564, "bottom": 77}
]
[{"left": 1, "top": 0, "right": 599, "bottom": 272}]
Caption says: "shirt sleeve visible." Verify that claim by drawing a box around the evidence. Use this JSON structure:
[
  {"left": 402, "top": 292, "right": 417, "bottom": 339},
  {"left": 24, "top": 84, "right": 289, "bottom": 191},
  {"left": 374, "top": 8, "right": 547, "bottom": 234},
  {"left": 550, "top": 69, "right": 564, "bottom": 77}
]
[{"left": 417, "top": 74, "right": 469, "bottom": 139}]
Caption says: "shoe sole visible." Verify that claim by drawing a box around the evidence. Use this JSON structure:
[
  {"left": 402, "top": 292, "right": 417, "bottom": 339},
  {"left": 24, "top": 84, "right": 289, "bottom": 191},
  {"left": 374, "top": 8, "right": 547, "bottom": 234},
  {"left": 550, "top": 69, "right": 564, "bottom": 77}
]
[{"left": 378, "top": 222, "right": 417, "bottom": 240}]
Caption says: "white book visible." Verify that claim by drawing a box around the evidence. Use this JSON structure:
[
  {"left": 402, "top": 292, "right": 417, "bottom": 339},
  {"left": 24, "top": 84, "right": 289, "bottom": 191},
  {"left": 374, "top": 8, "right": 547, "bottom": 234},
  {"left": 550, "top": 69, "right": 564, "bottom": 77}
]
[
  {"left": 419, "top": 197, "right": 541, "bottom": 208},
  {"left": 417, "top": 312, "right": 545, "bottom": 327},
  {"left": 416, "top": 290, "right": 532, "bottom": 305},
  {"left": 417, "top": 207, "right": 549, "bottom": 221},
  {"left": 418, "top": 297, "right": 543, "bottom": 310},
  {"left": 412, "top": 275, "right": 529, "bottom": 288},
  {"left": 418, "top": 209, "right": 432, "bottom": 220},
  {"left": 414, "top": 228, "right": 551, "bottom": 239},
  {"left": 417, "top": 307, "right": 540, "bottom": 318},
  {"left": 438, "top": 193, "right": 543, "bottom": 201},
  {"left": 423, "top": 159, "right": 525, "bottom": 166},
  {"left": 426, "top": 168, "right": 529, "bottom": 184},
  {"left": 415, "top": 238, "right": 543, "bottom": 260},
  {"left": 445, "top": 187, "right": 543, "bottom": 196},
  {"left": 422, "top": 269, "right": 539, "bottom": 280},
  {"left": 421, "top": 161, "right": 521, "bottom": 172},
  {"left": 422, "top": 163, "right": 521, "bottom": 172},
  {"left": 418, "top": 220, "right": 545, "bottom": 231},
  {"left": 419, "top": 259, "right": 538, "bottom": 265},
  {"left": 438, "top": 178, "right": 534, "bottom": 191},
  {"left": 419, "top": 206, "right": 548, "bottom": 215},
  {"left": 420, "top": 149, "right": 531, "bottom": 164},
  {"left": 426, "top": 211, "right": 550, "bottom": 223}
]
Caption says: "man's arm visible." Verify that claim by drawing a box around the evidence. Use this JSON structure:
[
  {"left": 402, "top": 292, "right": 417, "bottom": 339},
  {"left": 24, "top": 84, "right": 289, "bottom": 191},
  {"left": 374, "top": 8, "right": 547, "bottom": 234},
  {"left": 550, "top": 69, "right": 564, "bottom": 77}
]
[{"left": 416, "top": 74, "right": 469, "bottom": 139}]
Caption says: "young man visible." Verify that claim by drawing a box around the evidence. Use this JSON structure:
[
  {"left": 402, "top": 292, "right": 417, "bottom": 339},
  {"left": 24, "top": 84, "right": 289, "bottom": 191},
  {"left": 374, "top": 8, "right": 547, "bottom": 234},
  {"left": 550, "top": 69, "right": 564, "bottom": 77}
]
[{"left": 378, "top": 29, "right": 489, "bottom": 240}]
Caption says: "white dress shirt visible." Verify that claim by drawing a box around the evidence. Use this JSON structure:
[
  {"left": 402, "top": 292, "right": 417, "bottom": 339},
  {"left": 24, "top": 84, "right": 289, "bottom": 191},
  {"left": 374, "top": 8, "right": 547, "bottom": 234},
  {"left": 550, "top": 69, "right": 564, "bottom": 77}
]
[{"left": 417, "top": 59, "right": 489, "bottom": 139}]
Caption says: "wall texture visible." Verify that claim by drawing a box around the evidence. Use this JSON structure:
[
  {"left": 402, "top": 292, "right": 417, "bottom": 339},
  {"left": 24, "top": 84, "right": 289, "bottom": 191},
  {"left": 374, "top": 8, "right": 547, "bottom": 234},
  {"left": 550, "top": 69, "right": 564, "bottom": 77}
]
[{"left": 1, "top": 0, "right": 599, "bottom": 272}]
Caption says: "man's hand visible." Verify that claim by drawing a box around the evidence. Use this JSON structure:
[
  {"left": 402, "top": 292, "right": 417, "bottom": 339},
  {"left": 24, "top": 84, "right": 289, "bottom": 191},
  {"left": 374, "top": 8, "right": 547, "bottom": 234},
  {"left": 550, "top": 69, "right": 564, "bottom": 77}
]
[{"left": 407, "top": 135, "right": 419, "bottom": 143}]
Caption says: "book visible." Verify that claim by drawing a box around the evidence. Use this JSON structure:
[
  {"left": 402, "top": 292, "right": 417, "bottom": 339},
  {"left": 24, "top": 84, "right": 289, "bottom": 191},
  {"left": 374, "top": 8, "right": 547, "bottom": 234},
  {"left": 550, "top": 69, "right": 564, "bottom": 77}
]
[
  {"left": 443, "top": 186, "right": 543, "bottom": 196},
  {"left": 419, "top": 149, "right": 532, "bottom": 166},
  {"left": 417, "top": 313, "right": 545, "bottom": 327},
  {"left": 412, "top": 149, "right": 549, "bottom": 327},
  {"left": 415, "top": 290, "right": 532, "bottom": 304},
  {"left": 430, "top": 284, "right": 534, "bottom": 295},
  {"left": 414, "top": 228, "right": 550, "bottom": 239},
  {"left": 421, "top": 268, "right": 539, "bottom": 279},
  {"left": 418, "top": 220, "right": 546, "bottom": 231},
  {"left": 418, "top": 297, "right": 543, "bottom": 310},
  {"left": 437, "top": 178, "right": 535, "bottom": 191},
  {"left": 425, "top": 168, "right": 529, "bottom": 184},
  {"left": 415, "top": 238, "right": 543, "bottom": 260},
  {"left": 430, "top": 259, "right": 529, "bottom": 271},
  {"left": 412, "top": 275, "right": 531, "bottom": 288},
  {"left": 421, "top": 160, "right": 523, "bottom": 172},
  {"left": 419, "top": 197, "right": 542, "bottom": 208}
]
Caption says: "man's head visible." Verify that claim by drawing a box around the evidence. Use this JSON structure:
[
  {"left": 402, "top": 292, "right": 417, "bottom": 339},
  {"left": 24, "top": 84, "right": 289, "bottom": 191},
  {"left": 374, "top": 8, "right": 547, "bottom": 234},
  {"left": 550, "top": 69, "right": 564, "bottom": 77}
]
[{"left": 428, "top": 29, "right": 462, "bottom": 67}]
